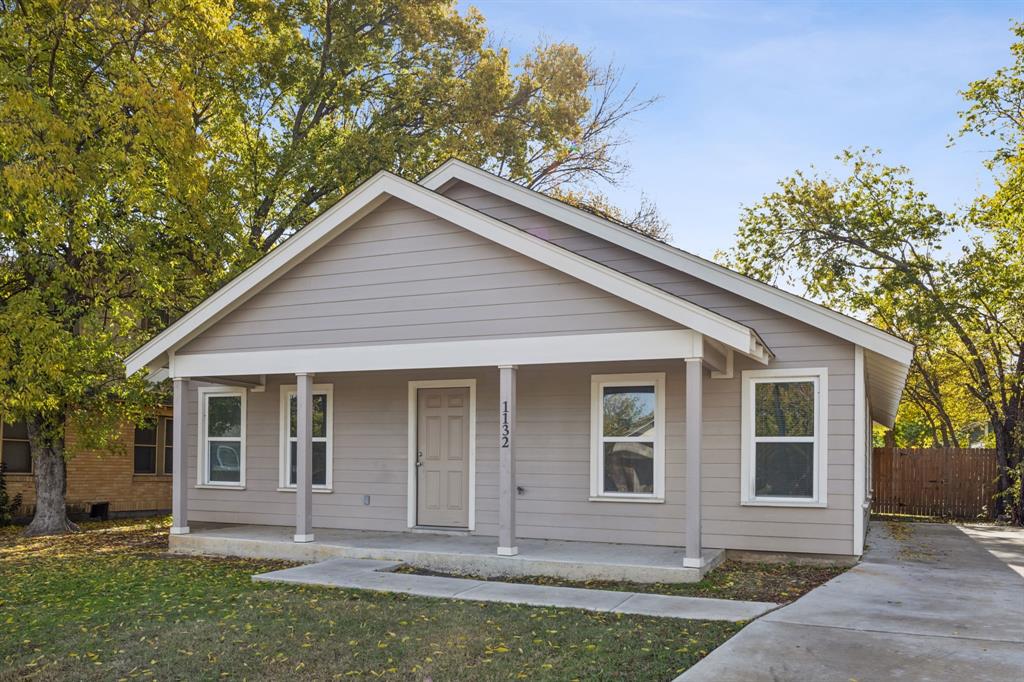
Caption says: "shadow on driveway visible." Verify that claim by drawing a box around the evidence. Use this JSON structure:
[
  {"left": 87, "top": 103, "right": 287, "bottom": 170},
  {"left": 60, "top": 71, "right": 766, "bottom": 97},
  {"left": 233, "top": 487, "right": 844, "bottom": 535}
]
[{"left": 678, "top": 522, "right": 1024, "bottom": 682}]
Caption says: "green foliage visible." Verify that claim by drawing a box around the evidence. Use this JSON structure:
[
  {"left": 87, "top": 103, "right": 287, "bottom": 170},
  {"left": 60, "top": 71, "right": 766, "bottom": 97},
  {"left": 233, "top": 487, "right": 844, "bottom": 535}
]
[
  {"left": 721, "top": 21, "right": 1024, "bottom": 521},
  {"left": 198, "top": 1, "right": 655, "bottom": 255},
  {"left": 0, "top": 518, "right": 739, "bottom": 679},
  {"left": 0, "top": 0, "right": 655, "bottom": 529},
  {"left": 0, "top": 0, "right": 231, "bottom": 451}
]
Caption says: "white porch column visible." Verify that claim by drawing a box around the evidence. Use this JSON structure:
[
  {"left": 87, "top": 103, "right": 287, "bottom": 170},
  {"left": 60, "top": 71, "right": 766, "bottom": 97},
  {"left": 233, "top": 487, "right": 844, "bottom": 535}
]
[
  {"left": 294, "top": 372, "right": 315, "bottom": 543},
  {"left": 497, "top": 365, "right": 518, "bottom": 556},
  {"left": 684, "top": 358, "right": 705, "bottom": 567},
  {"left": 170, "top": 377, "right": 190, "bottom": 535}
]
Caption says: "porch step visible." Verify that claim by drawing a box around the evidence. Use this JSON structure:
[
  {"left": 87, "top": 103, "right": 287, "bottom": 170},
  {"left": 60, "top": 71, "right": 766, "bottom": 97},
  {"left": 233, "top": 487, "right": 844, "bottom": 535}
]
[{"left": 252, "top": 557, "right": 777, "bottom": 622}]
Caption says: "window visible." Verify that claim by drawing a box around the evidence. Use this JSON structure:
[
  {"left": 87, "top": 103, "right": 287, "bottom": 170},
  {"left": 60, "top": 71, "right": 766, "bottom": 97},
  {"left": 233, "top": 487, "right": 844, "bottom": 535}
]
[
  {"left": 741, "top": 368, "right": 828, "bottom": 507},
  {"left": 590, "top": 373, "right": 665, "bottom": 501},
  {"left": 0, "top": 421, "right": 32, "bottom": 474},
  {"left": 279, "top": 384, "right": 333, "bottom": 490},
  {"left": 199, "top": 388, "right": 246, "bottom": 487},
  {"left": 134, "top": 416, "right": 173, "bottom": 475}
]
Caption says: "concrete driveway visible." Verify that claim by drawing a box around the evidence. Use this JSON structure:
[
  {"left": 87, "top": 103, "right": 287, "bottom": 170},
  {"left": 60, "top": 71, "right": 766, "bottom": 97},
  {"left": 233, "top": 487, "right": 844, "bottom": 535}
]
[{"left": 679, "top": 522, "right": 1024, "bottom": 682}]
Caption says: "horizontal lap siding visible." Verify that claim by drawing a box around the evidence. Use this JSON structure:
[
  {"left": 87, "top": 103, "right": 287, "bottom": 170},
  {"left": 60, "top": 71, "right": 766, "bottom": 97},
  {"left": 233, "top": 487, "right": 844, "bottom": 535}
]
[
  {"left": 444, "top": 180, "right": 856, "bottom": 555},
  {"left": 185, "top": 362, "right": 687, "bottom": 546},
  {"left": 179, "top": 198, "right": 677, "bottom": 355}
]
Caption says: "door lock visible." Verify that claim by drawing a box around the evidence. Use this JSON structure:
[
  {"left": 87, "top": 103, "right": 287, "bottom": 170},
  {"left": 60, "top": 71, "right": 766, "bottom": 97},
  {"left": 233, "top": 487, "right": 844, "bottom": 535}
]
[{"left": 415, "top": 450, "right": 423, "bottom": 467}]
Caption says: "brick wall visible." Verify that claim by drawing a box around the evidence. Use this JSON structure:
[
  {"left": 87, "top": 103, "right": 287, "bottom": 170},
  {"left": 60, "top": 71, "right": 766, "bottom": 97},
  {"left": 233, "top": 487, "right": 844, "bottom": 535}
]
[{"left": 5, "top": 411, "right": 172, "bottom": 515}]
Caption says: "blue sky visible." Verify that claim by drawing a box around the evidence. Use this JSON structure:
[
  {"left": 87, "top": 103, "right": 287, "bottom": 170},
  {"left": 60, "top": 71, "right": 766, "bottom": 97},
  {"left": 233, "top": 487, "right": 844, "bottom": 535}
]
[{"left": 461, "top": 0, "right": 1021, "bottom": 257}]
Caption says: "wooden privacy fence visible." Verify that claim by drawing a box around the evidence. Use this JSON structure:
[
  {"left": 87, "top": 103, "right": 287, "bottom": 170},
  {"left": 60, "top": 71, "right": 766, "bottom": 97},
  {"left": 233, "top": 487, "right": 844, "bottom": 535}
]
[{"left": 872, "top": 447, "right": 999, "bottom": 519}]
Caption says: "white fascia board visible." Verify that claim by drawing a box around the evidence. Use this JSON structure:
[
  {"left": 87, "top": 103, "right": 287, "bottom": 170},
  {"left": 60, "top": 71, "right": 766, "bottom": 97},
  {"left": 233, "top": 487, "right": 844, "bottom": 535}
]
[
  {"left": 124, "top": 171, "right": 395, "bottom": 376},
  {"left": 128, "top": 172, "right": 766, "bottom": 376},
  {"left": 422, "top": 160, "right": 913, "bottom": 366},
  {"left": 172, "top": 330, "right": 703, "bottom": 377}
]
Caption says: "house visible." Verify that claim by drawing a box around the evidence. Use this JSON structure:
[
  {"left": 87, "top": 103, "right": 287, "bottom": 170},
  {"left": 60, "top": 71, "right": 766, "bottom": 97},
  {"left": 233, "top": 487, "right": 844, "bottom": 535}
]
[
  {"left": 123, "top": 160, "right": 912, "bottom": 577},
  {"left": 1, "top": 409, "right": 173, "bottom": 519}
]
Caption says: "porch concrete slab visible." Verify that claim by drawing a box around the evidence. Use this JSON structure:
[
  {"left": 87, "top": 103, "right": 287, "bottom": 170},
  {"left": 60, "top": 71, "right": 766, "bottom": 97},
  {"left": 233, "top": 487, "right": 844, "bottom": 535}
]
[
  {"left": 611, "top": 592, "right": 774, "bottom": 621},
  {"left": 252, "top": 556, "right": 776, "bottom": 621},
  {"left": 677, "top": 522, "right": 1024, "bottom": 681},
  {"left": 174, "top": 522, "right": 723, "bottom": 583}
]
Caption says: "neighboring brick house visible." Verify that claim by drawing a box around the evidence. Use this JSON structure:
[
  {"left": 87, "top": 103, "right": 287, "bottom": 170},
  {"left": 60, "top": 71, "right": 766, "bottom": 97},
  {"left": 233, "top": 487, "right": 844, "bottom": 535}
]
[{"left": 1, "top": 409, "right": 172, "bottom": 517}]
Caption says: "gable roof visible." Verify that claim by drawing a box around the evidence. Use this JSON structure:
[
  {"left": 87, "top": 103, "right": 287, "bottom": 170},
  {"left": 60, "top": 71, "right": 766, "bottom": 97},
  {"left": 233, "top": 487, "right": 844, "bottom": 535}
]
[
  {"left": 420, "top": 159, "right": 914, "bottom": 425},
  {"left": 125, "top": 171, "right": 771, "bottom": 377}
]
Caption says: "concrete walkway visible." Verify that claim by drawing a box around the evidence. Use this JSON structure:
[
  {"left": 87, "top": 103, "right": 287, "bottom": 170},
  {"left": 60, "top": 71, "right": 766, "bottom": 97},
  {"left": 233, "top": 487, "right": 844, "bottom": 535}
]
[
  {"left": 678, "top": 522, "right": 1024, "bottom": 682},
  {"left": 253, "top": 557, "right": 777, "bottom": 622}
]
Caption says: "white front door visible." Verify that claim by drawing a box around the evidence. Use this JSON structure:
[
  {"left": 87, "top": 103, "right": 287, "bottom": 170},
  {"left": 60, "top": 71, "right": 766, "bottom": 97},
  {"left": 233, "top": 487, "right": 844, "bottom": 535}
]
[{"left": 416, "top": 387, "right": 470, "bottom": 527}]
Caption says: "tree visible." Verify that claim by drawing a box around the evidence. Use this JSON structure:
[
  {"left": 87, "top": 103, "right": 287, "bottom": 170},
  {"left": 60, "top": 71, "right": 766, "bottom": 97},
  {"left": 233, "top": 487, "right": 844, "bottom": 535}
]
[
  {"left": 1, "top": 0, "right": 658, "bottom": 535},
  {"left": 198, "top": 1, "right": 657, "bottom": 257},
  {"left": 721, "top": 21, "right": 1024, "bottom": 524},
  {"left": 0, "top": 0, "right": 239, "bottom": 534},
  {"left": 722, "top": 149, "right": 1023, "bottom": 522}
]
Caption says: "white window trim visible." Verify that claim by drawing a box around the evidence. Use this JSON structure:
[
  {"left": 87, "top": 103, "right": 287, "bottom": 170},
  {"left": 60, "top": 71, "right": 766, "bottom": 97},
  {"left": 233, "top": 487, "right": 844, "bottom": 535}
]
[
  {"left": 741, "top": 367, "right": 828, "bottom": 508},
  {"left": 278, "top": 383, "right": 334, "bottom": 492},
  {"left": 197, "top": 386, "right": 247, "bottom": 489},
  {"left": 589, "top": 373, "right": 666, "bottom": 502}
]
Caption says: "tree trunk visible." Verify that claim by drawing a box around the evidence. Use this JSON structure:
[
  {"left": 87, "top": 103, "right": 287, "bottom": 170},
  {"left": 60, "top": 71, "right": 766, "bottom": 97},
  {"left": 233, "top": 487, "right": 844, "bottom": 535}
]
[{"left": 23, "top": 419, "right": 78, "bottom": 536}]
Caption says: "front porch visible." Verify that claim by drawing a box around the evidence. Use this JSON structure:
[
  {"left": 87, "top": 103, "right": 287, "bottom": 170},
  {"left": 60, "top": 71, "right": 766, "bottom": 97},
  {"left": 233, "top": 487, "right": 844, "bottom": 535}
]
[{"left": 172, "top": 522, "right": 725, "bottom": 583}]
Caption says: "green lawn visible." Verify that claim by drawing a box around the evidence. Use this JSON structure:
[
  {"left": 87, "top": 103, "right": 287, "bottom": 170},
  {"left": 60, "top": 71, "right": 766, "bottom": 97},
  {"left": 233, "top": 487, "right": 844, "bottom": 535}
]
[{"left": 0, "top": 518, "right": 740, "bottom": 681}]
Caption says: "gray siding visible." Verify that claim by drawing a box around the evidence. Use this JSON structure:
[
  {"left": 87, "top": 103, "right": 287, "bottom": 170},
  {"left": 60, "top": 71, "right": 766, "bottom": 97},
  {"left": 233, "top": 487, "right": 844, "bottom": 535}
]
[
  {"left": 179, "top": 198, "right": 677, "bottom": 355},
  {"left": 175, "top": 180, "right": 861, "bottom": 556},
  {"left": 441, "top": 180, "right": 857, "bottom": 554},
  {"left": 184, "top": 361, "right": 685, "bottom": 546}
]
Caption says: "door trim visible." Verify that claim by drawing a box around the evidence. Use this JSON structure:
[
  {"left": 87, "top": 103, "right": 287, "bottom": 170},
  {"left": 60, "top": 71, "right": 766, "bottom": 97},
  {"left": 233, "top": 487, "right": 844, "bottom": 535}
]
[{"left": 407, "top": 379, "right": 476, "bottom": 530}]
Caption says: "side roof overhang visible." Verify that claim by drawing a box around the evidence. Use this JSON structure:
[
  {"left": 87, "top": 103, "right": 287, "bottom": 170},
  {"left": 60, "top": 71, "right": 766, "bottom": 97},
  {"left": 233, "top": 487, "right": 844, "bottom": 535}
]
[
  {"left": 125, "top": 171, "right": 772, "bottom": 378},
  {"left": 421, "top": 159, "right": 914, "bottom": 426}
]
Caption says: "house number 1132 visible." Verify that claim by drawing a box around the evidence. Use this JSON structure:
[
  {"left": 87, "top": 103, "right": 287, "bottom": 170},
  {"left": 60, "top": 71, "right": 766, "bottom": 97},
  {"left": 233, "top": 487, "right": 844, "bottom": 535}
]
[{"left": 501, "top": 400, "right": 510, "bottom": 448}]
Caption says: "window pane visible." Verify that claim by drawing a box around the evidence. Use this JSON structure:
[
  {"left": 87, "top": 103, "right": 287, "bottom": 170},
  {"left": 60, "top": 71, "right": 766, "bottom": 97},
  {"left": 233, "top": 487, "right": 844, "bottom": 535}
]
[
  {"left": 313, "top": 394, "right": 327, "bottom": 439},
  {"left": 207, "top": 396, "right": 241, "bottom": 437},
  {"left": 602, "top": 386, "right": 656, "bottom": 437},
  {"left": 2, "top": 441, "right": 32, "bottom": 473},
  {"left": 289, "top": 393, "right": 328, "bottom": 439},
  {"left": 208, "top": 441, "right": 241, "bottom": 482},
  {"left": 289, "top": 395, "right": 297, "bottom": 439},
  {"left": 313, "top": 441, "right": 327, "bottom": 486},
  {"left": 134, "top": 446, "right": 157, "bottom": 474},
  {"left": 134, "top": 425, "right": 157, "bottom": 446},
  {"left": 3, "top": 421, "right": 28, "bottom": 440},
  {"left": 755, "top": 381, "right": 814, "bottom": 437},
  {"left": 163, "top": 419, "right": 173, "bottom": 474},
  {"left": 755, "top": 442, "right": 814, "bottom": 498},
  {"left": 603, "top": 442, "right": 654, "bottom": 494},
  {"left": 288, "top": 441, "right": 297, "bottom": 486},
  {"left": 289, "top": 441, "right": 328, "bottom": 487}
]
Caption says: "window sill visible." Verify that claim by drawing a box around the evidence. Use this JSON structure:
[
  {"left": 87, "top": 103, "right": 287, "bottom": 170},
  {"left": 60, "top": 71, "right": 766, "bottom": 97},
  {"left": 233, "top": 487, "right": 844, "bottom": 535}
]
[
  {"left": 276, "top": 487, "right": 334, "bottom": 494},
  {"left": 741, "top": 498, "right": 827, "bottom": 508},
  {"left": 589, "top": 496, "right": 665, "bottom": 504},
  {"left": 133, "top": 474, "right": 172, "bottom": 481},
  {"left": 195, "top": 483, "right": 245, "bottom": 490},
  {"left": 4, "top": 472, "right": 33, "bottom": 477}
]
